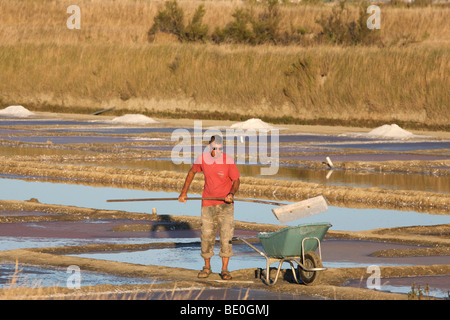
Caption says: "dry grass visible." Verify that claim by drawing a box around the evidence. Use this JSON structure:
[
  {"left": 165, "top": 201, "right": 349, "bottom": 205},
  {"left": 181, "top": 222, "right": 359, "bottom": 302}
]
[
  {"left": 1, "top": 1, "right": 449, "bottom": 45},
  {"left": 0, "top": 0, "right": 449, "bottom": 128}
]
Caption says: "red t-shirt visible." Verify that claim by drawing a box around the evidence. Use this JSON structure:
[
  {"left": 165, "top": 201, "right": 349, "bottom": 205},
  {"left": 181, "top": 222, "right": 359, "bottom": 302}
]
[{"left": 193, "top": 152, "right": 240, "bottom": 207}]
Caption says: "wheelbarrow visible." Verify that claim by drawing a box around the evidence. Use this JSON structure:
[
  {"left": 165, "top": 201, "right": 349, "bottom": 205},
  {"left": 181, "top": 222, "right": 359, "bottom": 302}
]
[{"left": 237, "top": 222, "right": 332, "bottom": 286}]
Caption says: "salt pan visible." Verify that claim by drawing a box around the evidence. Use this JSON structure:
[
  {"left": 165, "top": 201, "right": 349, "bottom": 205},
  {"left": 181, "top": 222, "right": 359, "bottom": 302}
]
[{"left": 0, "top": 105, "right": 34, "bottom": 118}]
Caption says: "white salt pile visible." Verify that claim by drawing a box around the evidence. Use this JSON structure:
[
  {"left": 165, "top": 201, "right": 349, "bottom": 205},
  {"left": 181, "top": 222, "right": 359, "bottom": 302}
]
[
  {"left": 230, "top": 118, "right": 275, "bottom": 130},
  {"left": 111, "top": 114, "right": 159, "bottom": 125},
  {"left": 367, "top": 124, "right": 414, "bottom": 139},
  {"left": 0, "top": 105, "right": 34, "bottom": 118}
]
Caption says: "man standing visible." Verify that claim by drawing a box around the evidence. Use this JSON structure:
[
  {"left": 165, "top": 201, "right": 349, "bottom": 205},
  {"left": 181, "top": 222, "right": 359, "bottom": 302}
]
[{"left": 178, "top": 135, "right": 240, "bottom": 280}]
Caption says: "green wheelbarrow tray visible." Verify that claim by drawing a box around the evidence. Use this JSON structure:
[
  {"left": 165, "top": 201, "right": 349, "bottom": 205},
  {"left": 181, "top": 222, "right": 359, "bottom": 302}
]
[{"left": 237, "top": 222, "right": 332, "bottom": 286}]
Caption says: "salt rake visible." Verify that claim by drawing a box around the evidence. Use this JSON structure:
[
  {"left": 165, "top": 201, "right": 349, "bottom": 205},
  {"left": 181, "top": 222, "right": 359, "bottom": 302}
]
[{"left": 106, "top": 195, "right": 328, "bottom": 223}]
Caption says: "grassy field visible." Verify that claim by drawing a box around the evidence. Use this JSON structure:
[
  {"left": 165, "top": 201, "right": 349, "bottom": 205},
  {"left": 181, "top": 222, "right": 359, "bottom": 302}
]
[{"left": 0, "top": 0, "right": 449, "bottom": 129}]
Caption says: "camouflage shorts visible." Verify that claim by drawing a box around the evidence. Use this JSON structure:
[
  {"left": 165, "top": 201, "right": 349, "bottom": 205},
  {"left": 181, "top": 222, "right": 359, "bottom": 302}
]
[{"left": 200, "top": 203, "right": 234, "bottom": 259}]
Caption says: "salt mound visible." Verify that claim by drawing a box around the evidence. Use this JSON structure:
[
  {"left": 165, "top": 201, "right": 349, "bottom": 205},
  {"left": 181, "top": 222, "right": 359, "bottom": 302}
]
[
  {"left": 367, "top": 124, "right": 414, "bottom": 139},
  {"left": 230, "top": 118, "right": 274, "bottom": 130},
  {"left": 0, "top": 105, "right": 34, "bottom": 117},
  {"left": 111, "top": 114, "right": 159, "bottom": 125}
]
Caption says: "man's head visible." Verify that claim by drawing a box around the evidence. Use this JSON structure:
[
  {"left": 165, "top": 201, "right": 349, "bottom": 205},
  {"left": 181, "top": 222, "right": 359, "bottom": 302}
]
[{"left": 209, "top": 135, "right": 223, "bottom": 158}]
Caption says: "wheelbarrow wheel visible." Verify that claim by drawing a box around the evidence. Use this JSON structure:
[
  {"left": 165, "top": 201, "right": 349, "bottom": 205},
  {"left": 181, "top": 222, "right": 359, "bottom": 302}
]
[{"left": 298, "top": 251, "right": 322, "bottom": 286}]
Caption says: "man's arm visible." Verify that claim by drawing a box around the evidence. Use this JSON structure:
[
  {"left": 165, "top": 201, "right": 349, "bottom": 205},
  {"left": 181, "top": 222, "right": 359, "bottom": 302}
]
[
  {"left": 178, "top": 167, "right": 197, "bottom": 202},
  {"left": 225, "top": 178, "right": 240, "bottom": 203}
]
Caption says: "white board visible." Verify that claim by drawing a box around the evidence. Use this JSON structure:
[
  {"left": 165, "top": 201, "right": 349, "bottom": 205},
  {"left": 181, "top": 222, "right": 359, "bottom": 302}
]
[{"left": 272, "top": 195, "right": 328, "bottom": 223}]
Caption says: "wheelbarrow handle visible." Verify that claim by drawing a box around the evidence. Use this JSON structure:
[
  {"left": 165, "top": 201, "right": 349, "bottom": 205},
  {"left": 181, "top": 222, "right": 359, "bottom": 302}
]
[{"left": 235, "top": 237, "right": 267, "bottom": 258}]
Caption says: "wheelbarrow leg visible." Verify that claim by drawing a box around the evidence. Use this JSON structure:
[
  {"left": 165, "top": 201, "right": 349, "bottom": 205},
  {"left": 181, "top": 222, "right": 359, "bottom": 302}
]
[
  {"left": 263, "top": 258, "right": 301, "bottom": 286},
  {"left": 264, "top": 258, "right": 282, "bottom": 286},
  {"left": 289, "top": 260, "right": 301, "bottom": 284}
]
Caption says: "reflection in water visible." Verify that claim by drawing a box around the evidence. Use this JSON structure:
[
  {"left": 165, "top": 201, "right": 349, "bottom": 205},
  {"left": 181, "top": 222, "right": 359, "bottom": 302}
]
[
  {"left": 74, "top": 158, "right": 450, "bottom": 194},
  {"left": 5, "top": 143, "right": 446, "bottom": 193}
]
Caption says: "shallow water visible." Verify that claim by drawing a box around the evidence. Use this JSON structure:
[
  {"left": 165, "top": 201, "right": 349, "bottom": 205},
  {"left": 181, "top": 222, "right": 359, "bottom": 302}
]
[
  {"left": 1, "top": 118, "right": 448, "bottom": 193},
  {"left": 67, "top": 240, "right": 431, "bottom": 272},
  {"left": 0, "top": 236, "right": 194, "bottom": 251},
  {"left": 319, "top": 141, "right": 450, "bottom": 152},
  {"left": 1, "top": 119, "right": 449, "bottom": 294},
  {"left": 0, "top": 263, "right": 157, "bottom": 289},
  {"left": 0, "top": 118, "right": 450, "bottom": 297},
  {"left": 71, "top": 158, "right": 450, "bottom": 194},
  {"left": 2, "top": 118, "right": 448, "bottom": 151},
  {"left": 343, "top": 275, "right": 450, "bottom": 299},
  {"left": 0, "top": 178, "right": 448, "bottom": 231},
  {"left": 283, "top": 153, "right": 450, "bottom": 162}
]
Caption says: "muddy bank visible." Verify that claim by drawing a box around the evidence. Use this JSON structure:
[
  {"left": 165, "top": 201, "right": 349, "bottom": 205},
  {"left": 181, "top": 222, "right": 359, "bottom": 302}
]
[
  {"left": 0, "top": 200, "right": 282, "bottom": 233},
  {"left": 282, "top": 158, "right": 450, "bottom": 176},
  {"left": 370, "top": 247, "right": 450, "bottom": 258},
  {"left": 1, "top": 199, "right": 449, "bottom": 246},
  {"left": 1, "top": 138, "right": 449, "bottom": 176},
  {"left": 328, "top": 226, "right": 450, "bottom": 247}
]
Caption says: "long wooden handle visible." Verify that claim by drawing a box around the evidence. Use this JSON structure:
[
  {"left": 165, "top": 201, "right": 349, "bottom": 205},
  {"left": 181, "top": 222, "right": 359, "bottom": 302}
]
[{"left": 106, "top": 197, "right": 284, "bottom": 206}]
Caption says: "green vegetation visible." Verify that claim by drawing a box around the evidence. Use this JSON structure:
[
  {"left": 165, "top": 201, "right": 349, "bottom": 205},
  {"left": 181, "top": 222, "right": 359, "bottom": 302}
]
[
  {"left": 148, "top": 0, "right": 209, "bottom": 43},
  {"left": 149, "top": 0, "right": 382, "bottom": 46},
  {"left": 407, "top": 282, "right": 430, "bottom": 300},
  {"left": 315, "top": 1, "right": 381, "bottom": 45}
]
